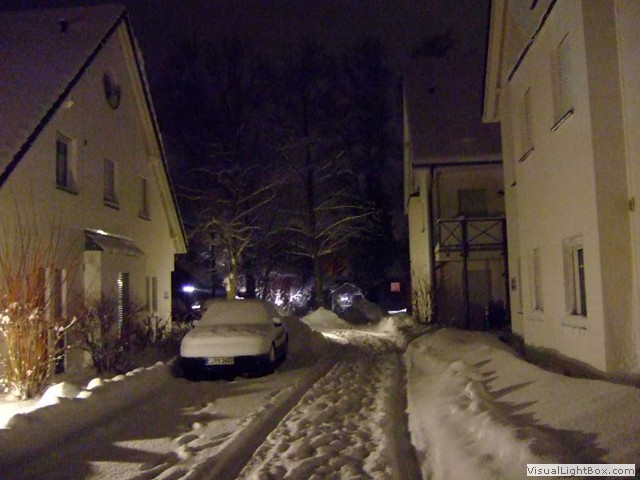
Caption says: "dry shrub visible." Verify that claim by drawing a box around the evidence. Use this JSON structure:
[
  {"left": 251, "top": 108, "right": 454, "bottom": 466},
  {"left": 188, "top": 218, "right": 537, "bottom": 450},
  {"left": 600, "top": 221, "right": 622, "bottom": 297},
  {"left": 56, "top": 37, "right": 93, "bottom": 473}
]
[
  {"left": 74, "top": 296, "right": 146, "bottom": 375},
  {"left": 0, "top": 215, "right": 76, "bottom": 399},
  {"left": 411, "top": 273, "right": 434, "bottom": 324}
]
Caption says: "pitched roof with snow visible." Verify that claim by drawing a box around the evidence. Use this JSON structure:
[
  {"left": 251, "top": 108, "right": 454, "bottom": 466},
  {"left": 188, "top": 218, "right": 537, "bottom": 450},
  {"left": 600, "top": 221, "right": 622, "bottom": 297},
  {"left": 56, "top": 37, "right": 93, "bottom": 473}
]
[
  {"left": 403, "top": 0, "right": 502, "bottom": 166},
  {"left": 0, "top": 5, "right": 126, "bottom": 179},
  {"left": 0, "top": 5, "right": 186, "bottom": 248}
]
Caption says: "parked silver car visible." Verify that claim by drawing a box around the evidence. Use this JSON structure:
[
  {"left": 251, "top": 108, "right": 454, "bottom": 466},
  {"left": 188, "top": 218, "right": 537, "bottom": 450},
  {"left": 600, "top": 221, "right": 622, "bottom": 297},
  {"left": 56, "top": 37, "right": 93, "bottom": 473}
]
[{"left": 180, "top": 299, "right": 288, "bottom": 379}]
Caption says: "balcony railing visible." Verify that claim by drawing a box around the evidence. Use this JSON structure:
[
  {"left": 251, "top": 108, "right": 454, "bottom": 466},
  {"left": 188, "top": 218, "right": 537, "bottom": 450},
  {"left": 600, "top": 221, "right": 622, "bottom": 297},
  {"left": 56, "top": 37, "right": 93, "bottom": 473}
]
[{"left": 436, "top": 217, "right": 506, "bottom": 253}]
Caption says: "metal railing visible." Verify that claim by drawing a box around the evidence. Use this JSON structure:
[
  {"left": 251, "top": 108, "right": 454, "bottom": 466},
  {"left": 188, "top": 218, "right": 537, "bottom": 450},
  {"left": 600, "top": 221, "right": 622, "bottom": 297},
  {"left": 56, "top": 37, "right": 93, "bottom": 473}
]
[{"left": 436, "top": 217, "right": 506, "bottom": 252}]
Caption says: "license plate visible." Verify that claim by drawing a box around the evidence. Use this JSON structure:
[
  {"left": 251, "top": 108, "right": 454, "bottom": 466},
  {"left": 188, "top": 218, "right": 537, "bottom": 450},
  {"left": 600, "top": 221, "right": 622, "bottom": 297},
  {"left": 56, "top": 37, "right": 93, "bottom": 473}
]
[{"left": 206, "top": 357, "right": 234, "bottom": 366}]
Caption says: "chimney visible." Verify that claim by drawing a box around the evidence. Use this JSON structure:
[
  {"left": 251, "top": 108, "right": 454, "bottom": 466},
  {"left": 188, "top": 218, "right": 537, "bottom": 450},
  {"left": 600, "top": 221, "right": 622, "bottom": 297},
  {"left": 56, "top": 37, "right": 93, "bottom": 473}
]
[{"left": 59, "top": 19, "right": 69, "bottom": 33}]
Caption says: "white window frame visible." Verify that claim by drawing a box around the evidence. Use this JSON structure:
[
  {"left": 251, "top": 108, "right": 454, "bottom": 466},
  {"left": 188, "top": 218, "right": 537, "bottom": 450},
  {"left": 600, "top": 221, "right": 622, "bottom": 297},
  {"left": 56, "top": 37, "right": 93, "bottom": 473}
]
[
  {"left": 56, "top": 134, "right": 77, "bottom": 192},
  {"left": 519, "top": 87, "right": 534, "bottom": 162},
  {"left": 551, "top": 33, "right": 574, "bottom": 130},
  {"left": 138, "top": 176, "right": 150, "bottom": 219},
  {"left": 563, "top": 236, "right": 587, "bottom": 319},
  {"left": 103, "top": 158, "right": 118, "bottom": 206}
]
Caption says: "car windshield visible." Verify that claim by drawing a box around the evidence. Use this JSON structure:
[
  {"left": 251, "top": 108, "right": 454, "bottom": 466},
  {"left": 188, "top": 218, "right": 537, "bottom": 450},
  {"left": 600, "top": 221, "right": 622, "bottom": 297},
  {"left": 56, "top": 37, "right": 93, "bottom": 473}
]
[{"left": 198, "top": 299, "right": 278, "bottom": 326}]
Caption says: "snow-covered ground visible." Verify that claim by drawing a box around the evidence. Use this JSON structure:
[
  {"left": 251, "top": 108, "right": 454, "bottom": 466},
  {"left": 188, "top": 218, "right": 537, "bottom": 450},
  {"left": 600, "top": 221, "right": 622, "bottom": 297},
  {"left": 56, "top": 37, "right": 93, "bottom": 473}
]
[
  {"left": 1, "top": 307, "right": 639, "bottom": 480},
  {"left": 406, "top": 328, "right": 640, "bottom": 480},
  {"left": 237, "top": 326, "right": 418, "bottom": 479}
]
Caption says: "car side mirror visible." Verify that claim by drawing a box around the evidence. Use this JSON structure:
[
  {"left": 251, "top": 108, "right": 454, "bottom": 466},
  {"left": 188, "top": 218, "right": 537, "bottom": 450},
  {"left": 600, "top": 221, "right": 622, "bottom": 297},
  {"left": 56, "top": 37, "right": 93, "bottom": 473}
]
[{"left": 272, "top": 317, "right": 283, "bottom": 327}]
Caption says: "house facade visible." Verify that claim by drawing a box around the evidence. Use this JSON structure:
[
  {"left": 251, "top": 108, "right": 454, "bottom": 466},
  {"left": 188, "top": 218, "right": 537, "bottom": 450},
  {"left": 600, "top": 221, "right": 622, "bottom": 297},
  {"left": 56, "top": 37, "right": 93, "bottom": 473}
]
[
  {"left": 403, "top": 2, "right": 506, "bottom": 329},
  {"left": 0, "top": 6, "right": 186, "bottom": 372},
  {"left": 484, "top": 0, "right": 640, "bottom": 373}
]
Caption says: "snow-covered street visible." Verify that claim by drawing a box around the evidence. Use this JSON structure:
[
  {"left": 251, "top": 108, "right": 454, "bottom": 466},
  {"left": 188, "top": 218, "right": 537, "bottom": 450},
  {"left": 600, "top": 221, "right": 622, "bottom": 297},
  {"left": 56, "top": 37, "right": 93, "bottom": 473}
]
[
  {"left": 2, "top": 308, "right": 640, "bottom": 480},
  {"left": 0, "top": 311, "right": 420, "bottom": 480},
  {"left": 238, "top": 333, "right": 419, "bottom": 480}
]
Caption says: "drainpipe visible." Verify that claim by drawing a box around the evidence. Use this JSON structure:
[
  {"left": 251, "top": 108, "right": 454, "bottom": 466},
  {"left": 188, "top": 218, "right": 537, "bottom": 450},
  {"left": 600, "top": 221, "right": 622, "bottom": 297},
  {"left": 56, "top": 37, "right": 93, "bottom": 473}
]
[
  {"left": 502, "top": 218, "right": 511, "bottom": 329},
  {"left": 428, "top": 166, "right": 437, "bottom": 321},
  {"left": 461, "top": 217, "right": 470, "bottom": 329}
]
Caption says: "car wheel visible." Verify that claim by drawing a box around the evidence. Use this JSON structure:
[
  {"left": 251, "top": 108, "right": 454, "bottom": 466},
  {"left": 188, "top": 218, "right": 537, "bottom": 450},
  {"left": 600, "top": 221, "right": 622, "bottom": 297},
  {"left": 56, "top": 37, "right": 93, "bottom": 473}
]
[
  {"left": 281, "top": 335, "right": 289, "bottom": 361},
  {"left": 261, "top": 344, "right": 276, "bottom": 376}
]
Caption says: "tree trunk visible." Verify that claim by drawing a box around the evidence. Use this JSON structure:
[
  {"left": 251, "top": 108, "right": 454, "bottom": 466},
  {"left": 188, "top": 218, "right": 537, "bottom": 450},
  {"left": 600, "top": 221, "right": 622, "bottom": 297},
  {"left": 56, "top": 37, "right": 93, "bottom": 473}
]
[
  {"left": 313, "top": 254, "right": 323, "bottom": 309},
  {"left": 226, "top": 255, "right": 238, "bottom": 300}
]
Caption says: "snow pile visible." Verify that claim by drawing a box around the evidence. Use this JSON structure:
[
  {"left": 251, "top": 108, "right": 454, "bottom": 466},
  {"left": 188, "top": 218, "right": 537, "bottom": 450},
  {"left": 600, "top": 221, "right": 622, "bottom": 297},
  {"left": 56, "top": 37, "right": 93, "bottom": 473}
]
[
  {"left": 283, "top": 315, "right": 330, "bottom": 357},
  {"left": 0, "top": 362, "right": 173, "bottom": 464},
  {"left": 406, "top": 328, "right": 640, "bottom": 479},
  {"left": 301, "top": 307, "right": 352, "bottom": 330}
]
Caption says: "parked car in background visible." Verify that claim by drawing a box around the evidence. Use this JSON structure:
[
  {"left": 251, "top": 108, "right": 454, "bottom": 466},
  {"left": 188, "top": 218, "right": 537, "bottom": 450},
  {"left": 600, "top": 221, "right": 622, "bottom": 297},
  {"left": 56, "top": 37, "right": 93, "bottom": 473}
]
[{"left": 180, "top": 299, "right": 289, "bottom": 380}]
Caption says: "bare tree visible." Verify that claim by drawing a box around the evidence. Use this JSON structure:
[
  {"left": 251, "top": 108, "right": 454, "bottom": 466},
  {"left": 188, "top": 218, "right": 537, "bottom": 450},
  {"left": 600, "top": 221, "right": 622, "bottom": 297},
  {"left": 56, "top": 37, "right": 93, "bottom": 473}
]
[
  {"left": 271, "top": 43, "right": 376, "bottom": 307},
  {"left": 183, "top": 161, "right": 279, "bottom": 299}
]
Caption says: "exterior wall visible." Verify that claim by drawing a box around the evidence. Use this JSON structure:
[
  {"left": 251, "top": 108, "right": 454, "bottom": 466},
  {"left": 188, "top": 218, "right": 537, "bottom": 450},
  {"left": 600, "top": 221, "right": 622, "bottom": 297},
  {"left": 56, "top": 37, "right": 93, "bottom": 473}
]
[
  {"left": 616, "top": 0, "right": 640, "bottom": 367},
  {"left": 492, "top": 0, "right": 639, "bottom": 372},
  {"left": 498, "top": 82, "right": 525, "bottom": 337},
  {"left": 0, "top": 23, "right": 180, "bottom": 370}
]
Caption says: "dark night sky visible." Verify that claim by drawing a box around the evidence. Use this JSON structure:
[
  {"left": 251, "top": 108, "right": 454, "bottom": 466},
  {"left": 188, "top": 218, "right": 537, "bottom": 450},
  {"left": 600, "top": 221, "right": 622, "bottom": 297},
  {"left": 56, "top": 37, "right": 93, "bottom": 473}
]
[
  {"left": 1, "top": 0, "right": 491, "bottom": 241},
  {"left": 0, "top": 0, "right": 488, "bottom": 87}
]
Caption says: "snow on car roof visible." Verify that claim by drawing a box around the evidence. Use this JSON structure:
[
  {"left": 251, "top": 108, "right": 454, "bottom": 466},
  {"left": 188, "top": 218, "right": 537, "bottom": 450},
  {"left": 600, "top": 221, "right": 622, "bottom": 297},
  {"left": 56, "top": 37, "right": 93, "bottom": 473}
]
[{"left": 199, "top": 299, "right": 278, "bottom": 325}]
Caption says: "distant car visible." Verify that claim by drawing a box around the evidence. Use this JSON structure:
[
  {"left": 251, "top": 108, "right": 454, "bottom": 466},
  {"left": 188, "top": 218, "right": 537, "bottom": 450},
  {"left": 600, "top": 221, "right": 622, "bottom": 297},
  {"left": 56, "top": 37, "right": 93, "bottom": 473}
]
[{"left": 180, "top": 299, "right": 289, "bottom": 379}]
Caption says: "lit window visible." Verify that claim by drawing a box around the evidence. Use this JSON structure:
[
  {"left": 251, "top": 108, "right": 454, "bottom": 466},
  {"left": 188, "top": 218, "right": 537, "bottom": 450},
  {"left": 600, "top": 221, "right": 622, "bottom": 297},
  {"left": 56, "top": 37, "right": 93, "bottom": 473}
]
[
  {"left": 531, "top": 248, "right": 543, "bottom": 312},
  {"left": 564, "top": 236, "right": 587, "bottom": 316},
  {"left": 103, "top": 158, "right": 117, "bottom": 204},
  {"left": 138, "top": 176, "right": 150, "bottom": 219},
  {"left": 551, "top": 33, "right": 574, "bottom": 129},
  {"left": 56, "top": 134, "right": 76, "bottom": 191}
]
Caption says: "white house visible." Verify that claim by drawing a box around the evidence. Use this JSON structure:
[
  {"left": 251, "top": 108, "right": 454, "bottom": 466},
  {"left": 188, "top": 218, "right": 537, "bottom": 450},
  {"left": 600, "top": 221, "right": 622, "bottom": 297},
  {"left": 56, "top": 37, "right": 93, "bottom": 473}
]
[
  {"left": 0, "top": 6, "right": 187, "bottom": 372},
  {"left": 403, "top": 5, "right": 506, "bottom": 329},
  {"left": 484, "top": 0, "right": 640, "bottom": 374}
]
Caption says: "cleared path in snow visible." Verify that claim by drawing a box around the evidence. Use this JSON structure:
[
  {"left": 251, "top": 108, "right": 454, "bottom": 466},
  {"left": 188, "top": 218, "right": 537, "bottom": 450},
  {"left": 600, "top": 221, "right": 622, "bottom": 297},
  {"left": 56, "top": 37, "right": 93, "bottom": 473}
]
[{"left": 237, "top": 332, "right": 421, "bottom": 480}]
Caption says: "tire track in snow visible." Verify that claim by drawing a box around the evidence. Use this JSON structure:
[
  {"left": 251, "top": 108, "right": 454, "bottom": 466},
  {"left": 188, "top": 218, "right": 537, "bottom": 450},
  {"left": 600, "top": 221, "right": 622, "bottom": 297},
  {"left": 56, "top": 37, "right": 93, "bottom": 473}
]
[{"left": 237, "top": 335, "right": 419, "bottom": 480}]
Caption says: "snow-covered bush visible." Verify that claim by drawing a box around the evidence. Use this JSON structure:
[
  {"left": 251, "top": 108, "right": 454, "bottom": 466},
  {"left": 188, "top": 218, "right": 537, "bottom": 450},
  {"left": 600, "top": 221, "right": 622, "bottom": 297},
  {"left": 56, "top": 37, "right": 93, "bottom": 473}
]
[
  {"left": 74, "top": 297, "right": 146, "bottom": 374},
  {"left": 0, "top": 216, "right": 77, "bottom": 399}
]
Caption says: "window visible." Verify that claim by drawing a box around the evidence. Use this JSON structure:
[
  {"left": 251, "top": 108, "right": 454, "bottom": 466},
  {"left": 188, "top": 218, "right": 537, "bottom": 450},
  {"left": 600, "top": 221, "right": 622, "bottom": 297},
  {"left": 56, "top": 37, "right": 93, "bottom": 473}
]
[
  {"left": 564, "top": 237, "right": 587, "bottom": 316},
  {"left": 139, "top": 177, "right": 150, "bottom": 219},
  {"left": 103, "top": 158, "right": 117, "bottom": 205},
  {"left": 56, "top": 134, "right": 76, "bottom": 191},
  {"left": 531, "top": 248, "right": 543, "bottom": 312},
  {"left": 551, "top": 33, "right": 574, "bottom": 129},
  {"left": 152, "top": 277, "right": 158, "bottom": 313},
  {"left": 458, "top": 189, "right": 488, "bottom": 217},
  {"left": 519, "top": 87, "right": 534, "bottom": 161},
  {"left": 146, "top": 276, "right": 158, "bottom": 313}
]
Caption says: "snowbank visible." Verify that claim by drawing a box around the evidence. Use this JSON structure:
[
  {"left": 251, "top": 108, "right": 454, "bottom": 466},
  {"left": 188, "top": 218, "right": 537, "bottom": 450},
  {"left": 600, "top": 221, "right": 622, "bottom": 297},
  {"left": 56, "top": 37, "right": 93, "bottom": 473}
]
[
  {"left": 405, "top": 328, "right": 640, "bottom": 480},
  {"left": 0, "top": 362, "right": 173, "bottom": 464},
  {"left": 301, "top": 307, "right": 352, "bottom": 330},
  {"left": 283, "top": 315, "right": 329, "bottom": 357}
]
